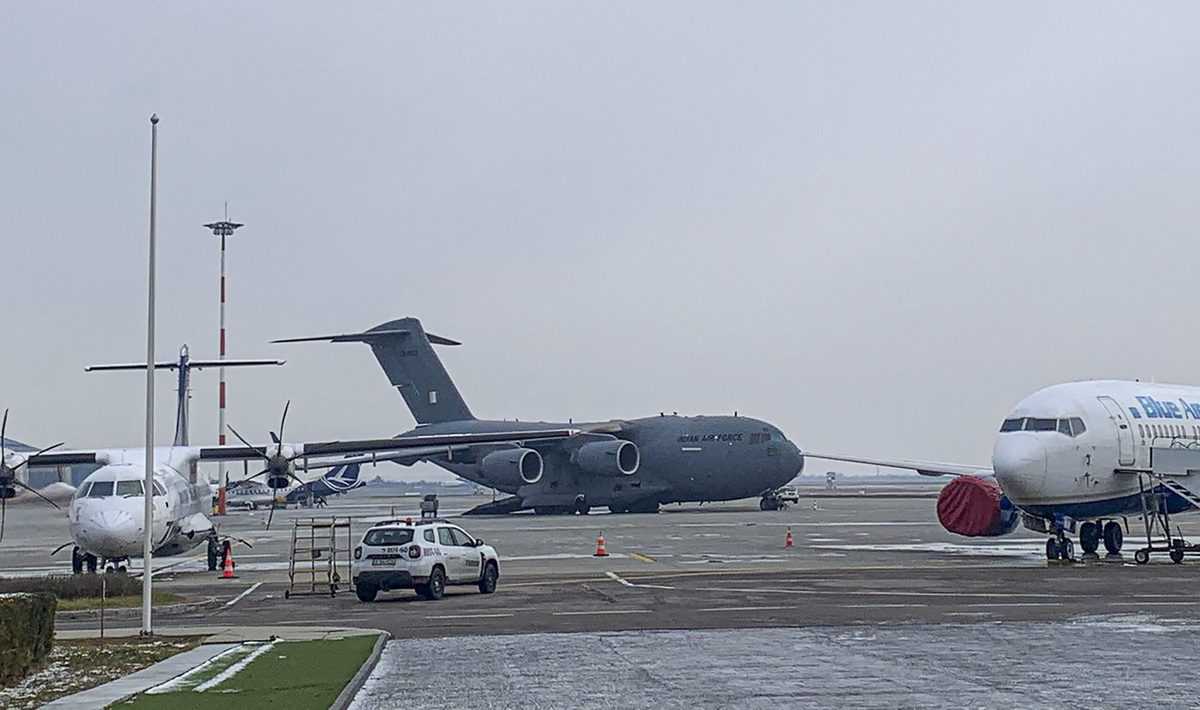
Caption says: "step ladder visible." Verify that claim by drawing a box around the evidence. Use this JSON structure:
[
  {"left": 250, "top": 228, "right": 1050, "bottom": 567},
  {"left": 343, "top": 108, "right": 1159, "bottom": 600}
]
[{"left": 285, "top": 517, "right": 354, "bottom": 599}]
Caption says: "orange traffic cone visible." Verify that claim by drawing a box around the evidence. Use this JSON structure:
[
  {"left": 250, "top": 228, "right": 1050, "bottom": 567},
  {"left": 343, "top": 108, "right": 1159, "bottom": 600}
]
[
  {"left": 594, "top": 532, "right": 609, "bottom": 557},
  {"left": 220, "top": 542, "right": 238, "bottom": 579},
  {"left": 784, "top": 527, "right": 794, "bottom": 548}
]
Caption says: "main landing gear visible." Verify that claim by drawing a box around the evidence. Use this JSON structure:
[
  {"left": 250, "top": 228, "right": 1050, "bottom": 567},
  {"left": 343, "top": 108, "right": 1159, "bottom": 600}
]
[
  {"left": 1044, "top": 520, "right": 1125, "bottom": 562},
  {"left": 70, "top": 546, "right": 98, "bottom": 574}
]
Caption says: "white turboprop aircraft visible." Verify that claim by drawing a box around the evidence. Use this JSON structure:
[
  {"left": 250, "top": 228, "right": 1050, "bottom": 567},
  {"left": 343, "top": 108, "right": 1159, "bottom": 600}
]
[
  {"left": 807, "top": 380, "right": 1200, "bottom": 564},
  {"left": 0, "top": 348, "right": 575, "bottom": 574}
]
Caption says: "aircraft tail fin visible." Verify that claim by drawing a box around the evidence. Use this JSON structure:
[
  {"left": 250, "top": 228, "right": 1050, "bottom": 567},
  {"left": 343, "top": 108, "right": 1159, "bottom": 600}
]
[
  {"left": 86, "top": 349, "right": 284, "bottom": 447},
  {"left": 322, "top": 463, "right": 363, "bottom": 492},
  {"left": 273, "top": 318, "right": 474, "bottom": 424}
]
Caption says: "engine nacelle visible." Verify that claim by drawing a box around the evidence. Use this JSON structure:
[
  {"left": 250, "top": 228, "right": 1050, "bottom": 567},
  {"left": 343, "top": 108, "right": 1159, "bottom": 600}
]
[
  {"left": 937, "top": 475, "right": 1019, "bottom": 537},
  {"left": 480, "top": 448, "right": 543, "bottom": 486},
  {"left": 575, "top": 440, "right": 639, "bottom": 477}
]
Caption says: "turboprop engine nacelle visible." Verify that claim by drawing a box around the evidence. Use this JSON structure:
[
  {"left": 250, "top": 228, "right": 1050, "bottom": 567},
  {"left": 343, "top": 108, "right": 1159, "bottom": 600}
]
[
  {"left": 480, "top": 448, "right": 543, "bottom": 486},
  {"left": 575, "top": 440, "right": 639, "bottom": 477},
  {"left": 937, "top": 476, "right": 1020, "bottom": 537}
]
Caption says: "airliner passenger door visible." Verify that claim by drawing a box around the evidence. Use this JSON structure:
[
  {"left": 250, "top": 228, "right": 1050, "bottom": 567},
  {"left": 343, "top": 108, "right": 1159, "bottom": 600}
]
[{"left": 1097, "top": 396, "right": 1135, "bottom": 466}]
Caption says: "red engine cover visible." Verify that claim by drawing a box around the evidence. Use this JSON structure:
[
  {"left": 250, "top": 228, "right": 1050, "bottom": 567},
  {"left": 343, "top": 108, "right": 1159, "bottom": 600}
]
[{"left": 937, "top": 476, "right": 1006, "bottom": 537}]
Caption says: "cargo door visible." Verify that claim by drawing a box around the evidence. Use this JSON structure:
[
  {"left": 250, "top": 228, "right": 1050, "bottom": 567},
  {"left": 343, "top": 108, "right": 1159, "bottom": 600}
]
[{"left": 1097, "top": 396, "right": 1135, "bottom": 466}]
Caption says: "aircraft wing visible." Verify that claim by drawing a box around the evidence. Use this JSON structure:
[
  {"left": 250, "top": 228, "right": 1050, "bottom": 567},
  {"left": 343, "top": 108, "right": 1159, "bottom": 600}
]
[
  {"left": 802, "top": 452, "right": 991, "bottom": 478},
  {"left": 195, "top": 428, "right": 578, "bottom": 462},
  {"left": 296, "top": 445, "right": 474, "bottom": 470}
]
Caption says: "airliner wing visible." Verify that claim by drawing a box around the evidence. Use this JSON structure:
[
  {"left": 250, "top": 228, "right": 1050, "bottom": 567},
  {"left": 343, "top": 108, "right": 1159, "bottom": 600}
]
[{"left": 802, "top": 452, "right": 991, "bottom": 478}]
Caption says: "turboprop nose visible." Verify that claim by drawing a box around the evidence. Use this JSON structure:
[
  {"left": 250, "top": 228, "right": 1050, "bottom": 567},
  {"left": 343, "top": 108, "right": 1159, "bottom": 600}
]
[
  {"left": 992, "top": 435, "right": 1047, "bottom": 503},
  {"left": 85, "top": 510, "right": 140, "bottom": 555}
]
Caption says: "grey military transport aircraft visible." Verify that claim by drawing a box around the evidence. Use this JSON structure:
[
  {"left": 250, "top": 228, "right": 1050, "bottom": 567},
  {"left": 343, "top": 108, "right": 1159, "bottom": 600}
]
[{"left": 275, "top": 318, "right": 804, "bottom": 515}]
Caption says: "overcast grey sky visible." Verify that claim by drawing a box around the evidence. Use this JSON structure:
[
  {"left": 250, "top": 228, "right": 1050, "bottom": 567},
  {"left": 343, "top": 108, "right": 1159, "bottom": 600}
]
[{"left": 4, "top": 3, "right": 1200, "bottom": 480}]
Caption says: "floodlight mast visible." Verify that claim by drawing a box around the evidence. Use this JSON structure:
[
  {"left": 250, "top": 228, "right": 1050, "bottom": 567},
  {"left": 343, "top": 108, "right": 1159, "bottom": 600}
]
[{"left": 202, "top": 213, "right": 243, "bottom": 514}]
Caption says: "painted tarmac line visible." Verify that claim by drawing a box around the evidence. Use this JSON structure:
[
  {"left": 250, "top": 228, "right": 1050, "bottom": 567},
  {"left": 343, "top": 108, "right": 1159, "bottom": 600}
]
[
  {"left": 195, "top": 641, "right": 277, "bottom": 692},
  {"left": 840, "top": 604, "right": 929, "bottom": 609},
  {"left": 605, "top": 571, "right": 676, "bottom": 590},
  {"left": 697, "top": 606, "right": 797, "bottom": 612},
  {"left": 425, "top": 613, "right": 516, "bottom": 620},
  {"left": 552, "top": 609, "right": 653, "bottom": 616},
  {"left": 964, "top": 602, "right": 1065, "bottom": 608},
  {"left": 630, "top": 552, "right": 657, "bottom": 563},
  {"left": 1110, "top": 601, "right": 1199, "bottom": 606},
  {"left": 223, "top": 582, "right": 263, "bottom": 609}
]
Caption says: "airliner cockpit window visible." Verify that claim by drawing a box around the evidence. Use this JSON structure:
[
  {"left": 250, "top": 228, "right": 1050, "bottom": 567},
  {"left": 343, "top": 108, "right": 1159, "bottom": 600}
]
[
  {"left": 1000, "top": 418, "right": 1025, "bottom": 432},
  {"left": 87, "top": 481, "right": 114, "bottom": 497},
  {"left": 1057, "top": 419, "right": 1073, "bottom": 436},
  {"left": 116, "top": 480, "right": 144, "bottom": 497},
  {"left": 1069, "top": 418, "right": 1086, "bottom": 436},
  {"left": 1026, "top": 418, "right": 1058, "bottom": 432}
]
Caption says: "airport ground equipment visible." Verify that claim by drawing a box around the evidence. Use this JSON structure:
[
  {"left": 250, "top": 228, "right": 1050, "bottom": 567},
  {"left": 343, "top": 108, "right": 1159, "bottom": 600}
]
[
  {"left": 420, "top": 494, "right": 439, "bottom": 518},
  {"left": 351, "top": 518, "right": 499, "bottom": 602},
  {"left": 286, "top": 517, "right": 353, "bottom": 599},
  {"left": 759, "top": 488, "right": 790, "bottom": 511},
  {"left": 1115, "top": 445, "right": 1200, "bottom": 564}
]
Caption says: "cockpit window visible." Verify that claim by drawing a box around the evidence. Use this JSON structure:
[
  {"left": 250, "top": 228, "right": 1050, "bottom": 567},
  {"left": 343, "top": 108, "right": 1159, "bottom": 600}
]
[
  {"left": 116, "top": 480, "right": 144, "bottom": 497},
  {"left": 1026, "top": 418, "right": 1058, "bottom": 432},
  {"left": 1057, "top": 419, "right": 1073, "bottom": 436},
  {"left": 1070, "top": 418, "right": 1086, "bottom": 436},
  {"left": 152, "top": 481, "right": 166, "bottom": 497},
  {"left": 87, "top": 481, "right": 114, "bottom": 497},
  {"left": 1000, "top": 418, "right": 1025, "bottom": 432}
]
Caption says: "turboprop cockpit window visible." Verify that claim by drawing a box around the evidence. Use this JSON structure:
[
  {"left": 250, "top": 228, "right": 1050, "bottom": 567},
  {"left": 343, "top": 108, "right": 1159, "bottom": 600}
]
[
  {"left": 116, "top": 480, "right": 144, "bottom": 497},
  {"left": 1000, "top": 418, "right": 1025, "bottom": 432},
  {"left": 87, "top": 481, "right": 114, "bottom": 497}
]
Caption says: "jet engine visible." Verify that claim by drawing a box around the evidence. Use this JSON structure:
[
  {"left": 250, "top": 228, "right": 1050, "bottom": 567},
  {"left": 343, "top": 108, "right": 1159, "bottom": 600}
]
[
  {"left": 480, "top": 448, "right": 543, "bottom": 486},
  {"left": 575, "top": 440, "right": 639, "bottom": 477},
  {"left": 936, "top": 475, "right": 1019, "bottom": 537}
]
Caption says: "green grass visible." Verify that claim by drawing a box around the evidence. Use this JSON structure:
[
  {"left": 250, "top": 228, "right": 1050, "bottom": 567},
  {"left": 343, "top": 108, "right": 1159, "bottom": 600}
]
[
  {"left": 118, "top": 635, "right": 379, "bottom": 710},
  {"left": 55, "top": 591, "right": 182, "bottom": 611}
]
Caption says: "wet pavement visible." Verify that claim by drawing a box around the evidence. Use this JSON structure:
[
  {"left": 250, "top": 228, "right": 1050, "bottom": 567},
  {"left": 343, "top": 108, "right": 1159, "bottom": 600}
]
[{"left": 350, "top": 618, "right": 1200, "bottom": 709}]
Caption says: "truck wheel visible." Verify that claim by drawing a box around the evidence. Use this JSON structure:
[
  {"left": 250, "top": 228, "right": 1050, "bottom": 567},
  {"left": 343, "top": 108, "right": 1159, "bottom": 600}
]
[
  {"left": 420, "top": 567, "right": 446, "bottom": 600},
  {"left": 478, "top": 562, "right": 499, "bottom": 594}
]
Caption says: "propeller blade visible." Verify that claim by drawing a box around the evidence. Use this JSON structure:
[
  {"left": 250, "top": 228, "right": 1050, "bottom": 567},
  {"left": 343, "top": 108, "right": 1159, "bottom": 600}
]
[
  {"left": 1, "top": 408, "right": 7, "bottom": 462},
  {"left": 269, "top": 432, "right": 280, "bottom": 445},
  {"left": 266, "top": 501, "right": 276, "bottom": 530},
  {"left": 276, "top": 400, "right": 291, "bottom": 450},
  {"left": 12, "top": 442, "right": 66, "bottom": 471},
  {"left": 227, "top": 425, "right": 268, "bottom": 461},
  {"left": 0, "top": 498, "right": 6, "bottom": 544},
  {"left": 50, "top": 541, "right": 74, "bottom": 557},
  {"left": 243, "top": 469, "right": 270, "bottom": 481},
  {"left": 13, "top": 480, "right": 61, "bottom": 509}
]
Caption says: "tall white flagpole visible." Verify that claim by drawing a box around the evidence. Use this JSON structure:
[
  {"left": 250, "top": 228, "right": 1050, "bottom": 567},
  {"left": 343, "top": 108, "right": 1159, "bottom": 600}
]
[{"left": 142, "top": 113, "right": 159, "bottom": 636}]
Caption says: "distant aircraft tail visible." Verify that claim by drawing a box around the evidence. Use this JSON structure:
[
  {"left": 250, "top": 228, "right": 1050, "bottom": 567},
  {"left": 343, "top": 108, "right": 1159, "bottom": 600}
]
[
  {"left": 318, "top": 463, "right": 363, "bottom": 493},
  {"left": 273, "top": 318, "right": 475, "bottom": 424}
]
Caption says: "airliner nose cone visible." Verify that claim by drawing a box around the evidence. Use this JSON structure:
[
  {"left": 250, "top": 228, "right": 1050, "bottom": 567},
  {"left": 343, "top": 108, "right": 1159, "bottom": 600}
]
[{"left": 992, "top": 436, "right": 1047, "bottom": 503}]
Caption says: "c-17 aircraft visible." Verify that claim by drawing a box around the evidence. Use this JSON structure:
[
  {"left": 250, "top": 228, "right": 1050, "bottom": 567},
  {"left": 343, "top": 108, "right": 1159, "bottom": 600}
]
[
  {"left": 807, "top": 380, "right": 1200, "bottom": 563},
  {"left": 274, "top": 317, "right": 805, "bottom": 515},
  {"left": 0, "top": 346, "right": 575, "bottom": 573}
]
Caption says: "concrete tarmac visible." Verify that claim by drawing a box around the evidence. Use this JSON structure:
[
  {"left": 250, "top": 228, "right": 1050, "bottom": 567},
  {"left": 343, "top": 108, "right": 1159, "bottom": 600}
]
[{"left": 4, "top": 492, "right": 1198, "bottom": 637}]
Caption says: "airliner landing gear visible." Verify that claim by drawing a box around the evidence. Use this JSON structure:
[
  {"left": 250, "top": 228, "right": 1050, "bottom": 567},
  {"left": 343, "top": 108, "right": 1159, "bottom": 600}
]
[
  {"left": 1045, "top": 533, "right": 1073, "bottom": 561},
  {"left": 1103, "top": 521, "right": 1124, "bottom": 556},
  {"left": 1079, "top": 522, "right": 1101, "bottom": 557},
  {"left": 573, "top": 495, "right": 590, "bottom": 516},
  {"left": 71, "top": 547, "right": 98, "bottom": 574}
]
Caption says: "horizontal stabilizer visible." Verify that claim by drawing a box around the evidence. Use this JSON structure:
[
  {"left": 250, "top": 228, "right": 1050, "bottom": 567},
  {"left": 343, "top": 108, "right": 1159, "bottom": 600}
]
[
  {"left": 272, "top": 330, "right": 460, "bottom": 346},
  {"left": 87, "top": 359, "right": 284, "bottom": 372}
]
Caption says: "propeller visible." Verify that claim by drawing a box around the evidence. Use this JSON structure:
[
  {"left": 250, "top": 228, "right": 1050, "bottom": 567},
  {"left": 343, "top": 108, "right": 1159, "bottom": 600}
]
[
  {"left": 227, "top": 401, "right": 306, "bottom": 530},
  {"left": 0, "top": 409, "right": 65, "bottom": 543}
]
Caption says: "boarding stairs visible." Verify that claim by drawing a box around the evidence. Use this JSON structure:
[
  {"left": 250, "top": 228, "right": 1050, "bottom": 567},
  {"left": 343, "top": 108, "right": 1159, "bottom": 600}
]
[{"left": 285, "top": 517, "right": 354, "bottom": 599}]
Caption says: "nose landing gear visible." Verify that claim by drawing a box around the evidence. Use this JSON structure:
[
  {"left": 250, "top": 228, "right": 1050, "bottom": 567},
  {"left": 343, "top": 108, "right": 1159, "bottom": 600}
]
[{"left": 1045, "top": 535, "right": 1074, "bottom": 561}]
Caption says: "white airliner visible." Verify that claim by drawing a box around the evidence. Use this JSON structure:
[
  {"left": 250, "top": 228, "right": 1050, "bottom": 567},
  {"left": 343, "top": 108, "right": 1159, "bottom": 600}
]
[
  {"left": 4, "top": 348, "right": 576, "bottom": 574},
  {"left": 808, "top": 380, "right": 1200, "bottom": 563}
]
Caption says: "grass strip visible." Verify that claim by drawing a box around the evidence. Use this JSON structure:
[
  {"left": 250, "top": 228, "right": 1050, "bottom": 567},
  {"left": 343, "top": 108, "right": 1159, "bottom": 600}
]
[
  {"left": 57, "top": 592, "right": 182, "bottom": 611},
  {"left": 119, "top": 635, "right": 378, "bottom": 710}
]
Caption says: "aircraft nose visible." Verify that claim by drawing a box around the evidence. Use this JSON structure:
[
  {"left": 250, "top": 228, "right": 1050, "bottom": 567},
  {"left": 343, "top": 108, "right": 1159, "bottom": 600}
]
[
  {"left": 786, "top": 442, "right": 805, "bottom": 476},
  {"left": 992, "top": 435, "right": 1047, "bottom": 503},
  {"left": 85, "top": 510, "right": 141, "bottom": 554}
]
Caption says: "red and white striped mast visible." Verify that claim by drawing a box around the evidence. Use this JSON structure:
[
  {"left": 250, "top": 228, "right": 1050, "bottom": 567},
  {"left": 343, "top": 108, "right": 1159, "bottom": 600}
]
[{"left": 203, "top": 206, "right": 243, "bottom": 515}]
